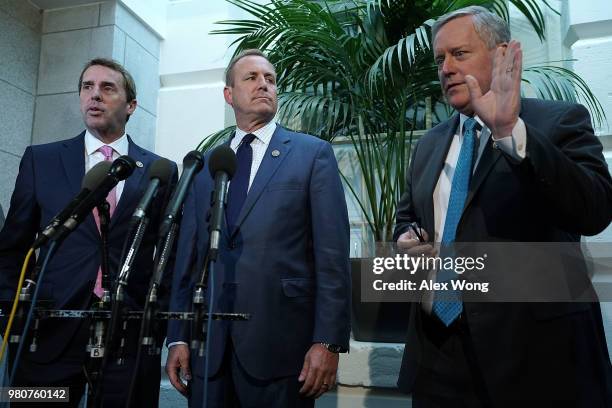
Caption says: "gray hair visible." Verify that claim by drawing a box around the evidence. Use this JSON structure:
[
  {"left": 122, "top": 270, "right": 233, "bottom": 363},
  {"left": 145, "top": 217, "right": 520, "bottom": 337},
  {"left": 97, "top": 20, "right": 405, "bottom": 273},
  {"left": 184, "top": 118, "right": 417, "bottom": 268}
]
[
  {"left": 432, "top": 6, "right": 510, "bottom": 49},
  {"left": 225, "top": 48, "right": 274, "bottom": 86}
]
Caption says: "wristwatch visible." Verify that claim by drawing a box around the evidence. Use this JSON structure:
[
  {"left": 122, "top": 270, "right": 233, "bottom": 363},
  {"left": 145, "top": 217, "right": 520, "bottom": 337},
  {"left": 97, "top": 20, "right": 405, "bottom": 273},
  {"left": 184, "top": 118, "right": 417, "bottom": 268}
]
[{"left": 318, "top": 342, "right": 348, "bottom": 353}]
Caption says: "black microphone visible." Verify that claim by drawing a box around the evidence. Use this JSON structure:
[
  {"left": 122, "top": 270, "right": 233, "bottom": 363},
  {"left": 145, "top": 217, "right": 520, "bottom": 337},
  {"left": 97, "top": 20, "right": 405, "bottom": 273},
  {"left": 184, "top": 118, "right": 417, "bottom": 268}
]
[
  {"left": 208, "top": 146, "right": 237, "bottom": 257},
  {"left": 33, "top": 161, "right": 112, "bottom": 249},
  {"left": 130, "top": 158, "right": 175, "bottom": 225},
  {"left": 158, "top": 150, "right": 204, "bottom": 238},
  {"left": 53, "top": 156, "right": 136, "bottom": 243}
]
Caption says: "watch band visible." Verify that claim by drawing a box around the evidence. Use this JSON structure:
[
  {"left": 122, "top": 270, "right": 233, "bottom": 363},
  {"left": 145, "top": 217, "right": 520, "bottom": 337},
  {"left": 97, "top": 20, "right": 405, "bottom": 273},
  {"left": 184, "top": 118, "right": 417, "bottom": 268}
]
[{"left": 318, "top": 342, "right": 348, "bottom": 353}]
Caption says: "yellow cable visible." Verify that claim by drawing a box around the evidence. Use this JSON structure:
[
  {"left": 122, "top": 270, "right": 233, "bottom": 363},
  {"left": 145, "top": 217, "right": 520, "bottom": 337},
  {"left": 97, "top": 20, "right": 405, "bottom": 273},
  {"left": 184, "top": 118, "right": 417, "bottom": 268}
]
[{"left": 0, "top": 247, "right": 35, "bottom": 363}]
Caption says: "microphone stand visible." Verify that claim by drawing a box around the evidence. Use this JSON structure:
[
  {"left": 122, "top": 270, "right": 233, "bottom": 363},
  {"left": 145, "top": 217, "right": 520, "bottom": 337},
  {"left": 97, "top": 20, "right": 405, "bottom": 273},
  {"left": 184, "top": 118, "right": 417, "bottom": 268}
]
[
  {"left": 9, "top": 239, "right": 59, "bottom": 384},
  {"left": 87, "top": 201, "right": 112, "bottom": 408},
  {"left": 194, "top": 203, "right": 227, "bottom": 408},
  {"left": 195, "top": 253, "right": 217, "bottom": 408},
  {"left": 125, "top": 219, "right": 180, "bottom": 407},
  {"left": 108, "top": 215, "right": 150, "bottom": 371},
  {"left": 190, "top": 253, "right": 210, "bottom": 359}
]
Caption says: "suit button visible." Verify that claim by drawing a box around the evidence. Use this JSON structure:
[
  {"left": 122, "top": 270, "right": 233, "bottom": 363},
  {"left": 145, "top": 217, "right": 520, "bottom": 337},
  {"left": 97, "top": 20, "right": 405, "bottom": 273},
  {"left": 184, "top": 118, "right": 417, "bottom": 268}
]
[{"left": 228, "top": 241, "right": 236, "bottom": 249}]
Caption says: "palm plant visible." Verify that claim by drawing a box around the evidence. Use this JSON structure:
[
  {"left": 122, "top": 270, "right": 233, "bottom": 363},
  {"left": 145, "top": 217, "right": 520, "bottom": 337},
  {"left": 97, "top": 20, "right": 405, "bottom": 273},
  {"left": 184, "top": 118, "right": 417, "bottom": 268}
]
[{"left": 200, "top": 0, "right": 605, "bottom": 243}]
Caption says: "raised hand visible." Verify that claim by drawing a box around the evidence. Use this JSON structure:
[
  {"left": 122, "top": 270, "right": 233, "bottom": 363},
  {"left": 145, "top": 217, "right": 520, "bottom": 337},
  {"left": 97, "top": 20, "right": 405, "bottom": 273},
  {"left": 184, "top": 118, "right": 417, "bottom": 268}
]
[{"left": 465, "top": 40, "right": 523, "bottom": 137}]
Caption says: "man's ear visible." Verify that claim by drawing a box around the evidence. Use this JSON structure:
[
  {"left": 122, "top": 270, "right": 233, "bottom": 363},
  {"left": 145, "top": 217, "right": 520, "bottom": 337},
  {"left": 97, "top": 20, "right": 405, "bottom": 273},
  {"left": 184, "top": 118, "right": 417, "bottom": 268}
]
[
  {"left": 497, "top": 42, "right": 509, "bottom": 54},
  {"left": 223, "top": 86, "right": 233, "bottom": 106},
  {"left": 126, "top": 99, "right": 137, "bottom": 115}
]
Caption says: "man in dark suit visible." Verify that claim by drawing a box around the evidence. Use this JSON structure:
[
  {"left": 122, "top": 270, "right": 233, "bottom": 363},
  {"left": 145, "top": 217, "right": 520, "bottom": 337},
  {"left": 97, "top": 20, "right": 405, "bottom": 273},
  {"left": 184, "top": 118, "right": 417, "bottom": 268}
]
[
  {"left": 0, "top": 58, "right": 176, "bottom": 406},
  {"left": 165, "top": 49, "right": 351, "bottom": 407},
  {"left": 394, "top": 6, "right": 612, "bottom": 407}
]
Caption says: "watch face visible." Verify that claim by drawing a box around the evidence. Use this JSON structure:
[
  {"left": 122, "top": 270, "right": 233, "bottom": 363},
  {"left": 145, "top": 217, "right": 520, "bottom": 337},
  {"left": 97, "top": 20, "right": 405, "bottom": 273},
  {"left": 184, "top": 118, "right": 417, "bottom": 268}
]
[{"left": 328, "top": 344, "right": 341, "bottom": 353}]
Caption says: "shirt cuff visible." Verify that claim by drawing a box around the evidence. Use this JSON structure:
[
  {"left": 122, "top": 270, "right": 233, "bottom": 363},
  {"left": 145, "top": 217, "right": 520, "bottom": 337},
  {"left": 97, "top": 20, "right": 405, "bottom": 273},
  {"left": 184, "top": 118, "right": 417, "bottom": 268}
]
[
  {"left": 167, "top": 341, "right": 188, "bottom": 349},
  {"left": 491, "top": 118, "right": 527, "bottom": 161}
]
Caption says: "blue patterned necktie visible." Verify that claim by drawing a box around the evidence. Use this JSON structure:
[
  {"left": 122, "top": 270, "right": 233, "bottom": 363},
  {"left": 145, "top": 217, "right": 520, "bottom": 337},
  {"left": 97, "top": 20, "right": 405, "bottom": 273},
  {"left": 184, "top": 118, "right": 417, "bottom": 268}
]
[
  {"left": 226, "top": 133, "right": 256, "bottom": 231},
  {"left": 432, "top": 117, "right": 478, "bottom": 326}
]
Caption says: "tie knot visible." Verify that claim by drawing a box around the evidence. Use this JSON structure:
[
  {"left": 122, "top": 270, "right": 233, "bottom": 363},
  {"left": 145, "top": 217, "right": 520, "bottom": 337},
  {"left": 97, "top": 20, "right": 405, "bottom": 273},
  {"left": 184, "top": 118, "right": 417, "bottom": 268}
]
[
  {"left": 98, "top": 145, "right": 114, "bottom": 161},
  {"left": 241, "top": 133, "right": 256, "bottom": 146},
  {"left": 463, "top": 118, "right": 479, "bottom": 134}
]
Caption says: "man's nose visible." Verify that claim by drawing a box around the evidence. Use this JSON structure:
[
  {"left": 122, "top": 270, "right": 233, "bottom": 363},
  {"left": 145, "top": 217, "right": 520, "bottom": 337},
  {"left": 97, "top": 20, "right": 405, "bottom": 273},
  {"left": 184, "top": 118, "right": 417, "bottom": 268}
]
[
  {"left": 91, "top": 85, "right": 102, "bottom": 100},
  {"left": 256, "top": 75, "right": 267, "bottom": 89},
  {"left": 441, "top": 56, "right": 455, "bottom": 76}
]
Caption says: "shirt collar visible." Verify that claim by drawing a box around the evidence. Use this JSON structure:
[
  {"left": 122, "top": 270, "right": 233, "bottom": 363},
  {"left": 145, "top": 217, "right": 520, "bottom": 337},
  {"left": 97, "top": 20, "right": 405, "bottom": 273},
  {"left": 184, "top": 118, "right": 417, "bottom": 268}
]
[
  {"left": 458, "top": 114, "right": 486, "bottom": 138},
  {"left": 231, "top": 121, "right": 277, "bottom": 148},
  {"left": 85, "top": 130, "right": 129, "bottom": 156}
]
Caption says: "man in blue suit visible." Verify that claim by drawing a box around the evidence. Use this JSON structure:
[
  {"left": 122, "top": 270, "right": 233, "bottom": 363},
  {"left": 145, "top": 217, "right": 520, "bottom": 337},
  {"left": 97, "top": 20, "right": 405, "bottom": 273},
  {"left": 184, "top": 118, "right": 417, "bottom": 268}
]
[
  {"left": 0, "top": 58, "right": 176, "bottom": 406},
  {"left": 165, "top": 49, "right": 351, "bottom": 407}
]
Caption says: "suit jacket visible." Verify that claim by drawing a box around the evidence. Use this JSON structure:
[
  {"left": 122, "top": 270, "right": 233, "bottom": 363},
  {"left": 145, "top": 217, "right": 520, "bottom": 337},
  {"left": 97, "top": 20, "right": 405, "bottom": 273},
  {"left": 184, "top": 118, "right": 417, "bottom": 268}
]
[
  {"left": 394, "top": 98, "right": 612, "bottom": 407},
  {"left": 168, "top": 125, "right": 351, "bottom": 380},
  {"left": 0, "top": 132, "right": 177, "bottom": 364}
]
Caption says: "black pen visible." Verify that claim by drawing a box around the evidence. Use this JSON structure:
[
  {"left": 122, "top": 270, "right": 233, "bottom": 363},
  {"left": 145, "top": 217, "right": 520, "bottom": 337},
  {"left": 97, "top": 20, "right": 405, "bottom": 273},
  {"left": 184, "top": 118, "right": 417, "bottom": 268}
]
[{"left": 409, "top": 222, "right": 425, "bottom": 243}]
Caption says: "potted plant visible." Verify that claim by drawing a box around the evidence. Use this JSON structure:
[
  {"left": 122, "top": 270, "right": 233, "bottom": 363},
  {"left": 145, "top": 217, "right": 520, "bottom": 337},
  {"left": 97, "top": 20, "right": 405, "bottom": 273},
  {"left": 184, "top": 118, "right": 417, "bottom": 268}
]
[{"left": 199, "top": 0, "right": 605, "bottom": 342}]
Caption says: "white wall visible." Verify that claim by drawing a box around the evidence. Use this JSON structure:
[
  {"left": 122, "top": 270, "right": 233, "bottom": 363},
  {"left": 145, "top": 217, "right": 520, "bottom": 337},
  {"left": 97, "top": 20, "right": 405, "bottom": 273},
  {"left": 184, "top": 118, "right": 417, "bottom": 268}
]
[
  {"left": 120, "top": 0, "right": 167, "bottom": 38},
  {"left": 564, "top": 0, "right": 612, "bottom": 136},
  {"left": 156, "top": 0, "right": 258, "bottom": 163}
]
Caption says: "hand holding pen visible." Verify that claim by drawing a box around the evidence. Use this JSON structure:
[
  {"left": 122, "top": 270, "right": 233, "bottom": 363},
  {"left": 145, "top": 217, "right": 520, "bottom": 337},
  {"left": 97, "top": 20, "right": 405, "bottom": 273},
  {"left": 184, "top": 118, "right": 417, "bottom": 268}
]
[{"left": 397, "top": 222, "right": 436, "bottom": 257}]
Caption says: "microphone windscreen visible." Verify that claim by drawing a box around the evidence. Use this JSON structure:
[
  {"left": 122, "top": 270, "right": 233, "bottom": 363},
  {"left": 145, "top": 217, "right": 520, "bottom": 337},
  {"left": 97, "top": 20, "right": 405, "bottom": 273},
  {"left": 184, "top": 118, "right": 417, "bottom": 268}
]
[
  {"left": 110, "top": 155, "right": 136, "bottom": 180},
  {"left": 208, "top": 145, "right": 237, "bottom": 179},
  {"left": 148, "top": 158, "right": 175, "bottom": 186},
  {"left": 183, "top": 150, "right": 204, "bottom": 172},
  {"left": 82, "top": 161, "right": 112, "bottom": 189}
]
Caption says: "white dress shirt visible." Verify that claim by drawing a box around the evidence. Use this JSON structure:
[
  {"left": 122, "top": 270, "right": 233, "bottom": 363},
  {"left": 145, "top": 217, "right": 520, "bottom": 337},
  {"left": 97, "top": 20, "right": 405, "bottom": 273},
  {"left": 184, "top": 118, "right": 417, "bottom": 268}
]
[
  {"left": 84, "top": 130, "right": 129, "bottom": 201},
  {"left": 230, "top": 121, "right": 277, "bottom": 190}
]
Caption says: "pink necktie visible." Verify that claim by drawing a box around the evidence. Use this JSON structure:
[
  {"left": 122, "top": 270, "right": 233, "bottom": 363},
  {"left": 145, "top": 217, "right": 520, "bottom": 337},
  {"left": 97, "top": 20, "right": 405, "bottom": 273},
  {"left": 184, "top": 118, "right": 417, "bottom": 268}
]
[{"left": 93, "top": 145, "right": 117, "bottom": 298}]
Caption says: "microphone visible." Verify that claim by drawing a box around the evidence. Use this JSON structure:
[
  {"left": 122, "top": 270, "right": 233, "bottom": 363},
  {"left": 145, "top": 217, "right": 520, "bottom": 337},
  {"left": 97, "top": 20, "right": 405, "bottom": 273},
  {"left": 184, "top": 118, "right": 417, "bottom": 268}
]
[
  {"left": 208, "top": 146, "right": 236, "bottom": 257},
  {"left": 158, "top": 150, "right": 204, "bottom": 238},
  {"left": 33, "top": 161, "right": 112, "bottom": 249},
  {"left": 130, "top": 158, "right": 175, "bottom": 225},
  {"left": 53, "top": 156, "right": 136, "bottom": 243}
]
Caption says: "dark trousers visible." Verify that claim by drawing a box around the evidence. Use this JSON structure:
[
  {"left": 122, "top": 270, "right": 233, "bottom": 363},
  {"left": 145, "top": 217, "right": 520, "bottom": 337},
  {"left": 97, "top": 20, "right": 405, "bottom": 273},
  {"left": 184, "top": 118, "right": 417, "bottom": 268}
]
[
  {"left": 9, "top": 320, "right": 161, "bottom": 408},
  {"left": 189, "top": 339, "right": 314, "bottom": 408},
  {"left": 412, "top": 313, "right": 491, "bottom": 408}
]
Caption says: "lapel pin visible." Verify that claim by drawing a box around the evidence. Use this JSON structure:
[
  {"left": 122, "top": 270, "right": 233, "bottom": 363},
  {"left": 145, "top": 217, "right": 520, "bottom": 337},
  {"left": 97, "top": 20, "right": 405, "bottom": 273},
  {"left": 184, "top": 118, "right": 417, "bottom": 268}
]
[
  {"left": 136, "top": 161, "right": 144, "bottom": 168},
  {"left": 271, "top": 150, "right": 280, "bottom": 157}
]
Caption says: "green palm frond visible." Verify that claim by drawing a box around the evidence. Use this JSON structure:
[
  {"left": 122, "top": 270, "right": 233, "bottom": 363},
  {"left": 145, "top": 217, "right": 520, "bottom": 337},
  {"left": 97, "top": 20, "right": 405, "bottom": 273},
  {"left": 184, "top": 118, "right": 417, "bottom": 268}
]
[
  {"left": 197, "top": 126, "right": 235, "bottom": 153},
  {"left": 278, "top": 92, "right": 350, "bottom": 139},
  {"left": 522, "top": 65, "right": 606, "bottom": 127},
  {"left": 207, "top": 0, "right": 603, "bottom": 241}
]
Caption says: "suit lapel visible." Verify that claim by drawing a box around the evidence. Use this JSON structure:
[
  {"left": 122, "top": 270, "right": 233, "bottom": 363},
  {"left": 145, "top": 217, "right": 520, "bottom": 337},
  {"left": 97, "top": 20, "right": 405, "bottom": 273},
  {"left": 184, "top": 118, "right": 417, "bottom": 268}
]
[
  {"left": 463, "top": 137, "right": 501, "bottom": 212},
  {"left": 421, "top": 115, "right": 458, "bottom": 233},
  {"left": 462, "top": 99, "right": 527, "bottom": 212},
  {"left": 230, "top": 127, "right": 291, "bottom": 237},
  {"left": 111, "top": 136, "right": 146, "bottom": 226},
  {"left": 60, "top": 132, "right": 86, "bottom": 196},
  {"left": 61, "top": 132, "right": 99, "bottom": 236}
]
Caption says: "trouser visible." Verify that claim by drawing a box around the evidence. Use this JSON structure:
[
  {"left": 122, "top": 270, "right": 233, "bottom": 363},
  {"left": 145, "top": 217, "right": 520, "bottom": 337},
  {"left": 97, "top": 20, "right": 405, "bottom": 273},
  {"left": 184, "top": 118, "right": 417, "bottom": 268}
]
[{"left": 189, "top": 339, "right": 315, "bottom": 408}]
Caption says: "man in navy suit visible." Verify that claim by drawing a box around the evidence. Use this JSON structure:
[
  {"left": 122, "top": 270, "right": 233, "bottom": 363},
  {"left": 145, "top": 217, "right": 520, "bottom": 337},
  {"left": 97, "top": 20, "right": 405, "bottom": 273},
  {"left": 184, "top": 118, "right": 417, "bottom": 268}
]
[
  {"left": 0, "top": 58, "right": 176, "bottom": 406},
  {"left": 165, "top": 49, "right": 351, "bottom": 407},
  {"left": 394, "top": 6, "right": 612, "bottom": 407}
]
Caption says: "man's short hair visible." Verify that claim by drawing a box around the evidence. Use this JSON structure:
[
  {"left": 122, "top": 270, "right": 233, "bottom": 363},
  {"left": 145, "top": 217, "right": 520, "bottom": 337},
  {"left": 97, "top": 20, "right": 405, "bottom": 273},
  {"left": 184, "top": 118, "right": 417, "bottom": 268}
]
[
  {"left": 225, "top": 49, "right": 274, "bottom": 86},
  {"left": 432, "top": 6, "right": 511, "bottom": 49},
  {"left": 78, "top": 58, "right": 137, "bottom": 102}
]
